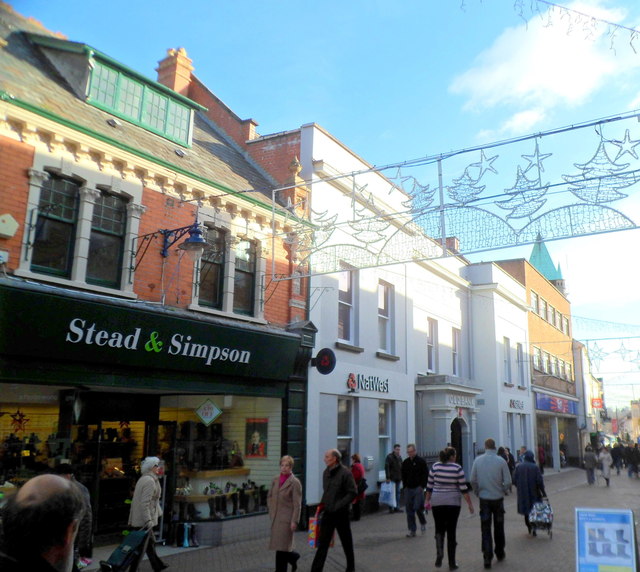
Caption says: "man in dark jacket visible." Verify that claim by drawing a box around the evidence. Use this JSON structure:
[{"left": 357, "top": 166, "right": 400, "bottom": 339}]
[
  {"left": 385, "top": 444, "right": 403, "bottom": 512},
  {"left": 0, "top": 473, "right": 86, "bottom": 572},
  {"left": 311, "top": 449, "right": 357, "bottom": 572},
  {"left": 401, "top": 444, "right": 428, "bottom": 537}
]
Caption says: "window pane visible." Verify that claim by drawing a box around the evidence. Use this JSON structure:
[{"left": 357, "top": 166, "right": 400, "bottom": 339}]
[
  {"left": 199, "top": 229, "right": 225, "bottom": 309},
  {"left": 337, "top": 399, "right": 351, "bottom": 436},
  {"left": 89, "top": 62, "right": 118, "bottom": 108},
  {"left": 166, "top": 100, "right": 190, "bottom": 142},
  {"left": 378, "top": 402, "right": 388, "bottom": 435},
  {"left": 338, "top": 303, "right": 351, "bottom": 340},
  {"left": 143, "top": 89, "right": 167, "bottom": 131},
  {"left": 87, "top": 231, "right": 122, "bottom": 286},
  {"left": 233, "top": 239, "right": 255, "bottom": 315},
  {"left": 338, "top": 270, "right": 352, "bottom": 303},
  {"left": 117, "top": 75, "right": 143, "bottom": 119}
]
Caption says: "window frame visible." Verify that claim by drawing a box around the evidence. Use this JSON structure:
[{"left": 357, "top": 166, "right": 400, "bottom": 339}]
[
  {"left": 378, "top": 400, "right": 391, "bottom": 471},
  {"left": 427, "top": 317, "right": 438, "bottom": 372},
  {"left": 503, "top": 336, "right": 512, "bottom": 383},
  {"left": 452, "top": 327, "right": 461, "bottom": 376},
  {"left": 338, "top": 265, "right": 358, "bottom": 344},
  {"left": 516, "top": 342, "right": 526, "bottom": 387},
  {"left": 337, "top": 397, "right": 354, "bottom": 465},
  {"left": 377, "top": 280, "right": 394, "bottom": 353}
]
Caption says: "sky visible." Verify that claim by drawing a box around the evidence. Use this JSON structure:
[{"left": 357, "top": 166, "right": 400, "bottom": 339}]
[{"left": 11, "top": 0, "right": 640, "bottom": 409}]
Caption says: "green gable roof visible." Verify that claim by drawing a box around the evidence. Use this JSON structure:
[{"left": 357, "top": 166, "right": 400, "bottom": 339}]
[{"left": 529, "top": 236, "right": 563, "bottom": 281}]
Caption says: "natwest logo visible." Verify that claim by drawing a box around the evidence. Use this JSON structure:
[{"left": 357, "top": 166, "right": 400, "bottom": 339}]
[{"left": 346, "top": 373, "right": 389, "bottom": 393}]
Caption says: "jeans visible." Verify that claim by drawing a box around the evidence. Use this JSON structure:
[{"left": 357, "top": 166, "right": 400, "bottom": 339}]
[
  {"left": 392, "top": 480, "right": 402, "bottom": 508},
  {"left": 404, "top": 487, "right": 426, "bottom": 533},
  {"left": 311, "top": 507, "right": 355, "bottom": 572},
  {"left": 479, "top": 498, "right": 505, "bottom": 561},
  {"left": 586, "top": 467, "right": 595, "bottom": 484}
]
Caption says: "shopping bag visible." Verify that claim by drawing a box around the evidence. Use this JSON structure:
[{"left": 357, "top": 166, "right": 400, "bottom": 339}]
[
  {"left": 308, "top": 515, "right": 334, "bottom": 548},
  {"left": 379, "top": 481, "right": 397, "bottom": 508}
]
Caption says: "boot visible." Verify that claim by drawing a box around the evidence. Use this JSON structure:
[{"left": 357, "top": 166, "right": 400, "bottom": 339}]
[
  {"left": 617, "top": 544, "right": 630, "bottom": 558},
  {"left": 275, "top": 551, "right": 288, "bottom": 572},
  {"left": 189, "top": 523, "right": 199, "bottom": 547},
  {"left": 601, "top": 544, "right": 615, "bottom": 557},
  {"left": 589, "top": 543, "right": 601, "bottom": 557},
  {"left": 597, "top": 529, "right": 610, "bottom": 541},
  {"left": 288, "top": 551, "right": 300, "bottom": 572},
  {"left": 616, "top": 529, "right": 629, "bottom": 543},
  {"left": 182, "top": 523, "right": 191, "bottom": 548},
  {"left": 447, "top": 539, "right": 458, "bottom": 570},
  {"left": 434, "top": 534, "right": 444, "bottom": 567},
  {"left": 588, "top": 529, "right": 598, "bottom": 541}
]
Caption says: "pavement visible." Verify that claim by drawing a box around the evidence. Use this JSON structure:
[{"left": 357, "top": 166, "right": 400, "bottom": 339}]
[{"left": 87, "top": 467, "right": 640, "bottom": 572}]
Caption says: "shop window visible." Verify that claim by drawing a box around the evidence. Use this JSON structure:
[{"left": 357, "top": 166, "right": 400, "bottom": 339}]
[
  {"left": 337, "top": 397, "right": 353, "bottom": 464},
  {"left": 338, "top": 265, "right": 357, "bottom": 344},
  {"left": 378, "top": 280, "right": 393, "bottom": 353},
  {"left": 427, "top": 318, "right": 438, "bottom": 372}
]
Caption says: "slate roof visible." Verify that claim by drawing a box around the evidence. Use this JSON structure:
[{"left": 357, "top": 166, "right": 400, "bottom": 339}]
[{"left": 0, "top": 3, "right": 277, "bottom": 204}]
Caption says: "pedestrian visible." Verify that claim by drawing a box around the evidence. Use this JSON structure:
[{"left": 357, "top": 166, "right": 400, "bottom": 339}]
[
  {"left": 497, "top": 447, "right": 512, "bottom": 495},
  {"left": 632, "top": 444, "right": 640, "bottom": 478},
  {"left": 513, "top": 450, "right": 546, "bottom": 536},
  {"left": 268, "top": 455, "right": 302, "bottom": 572},
  {"left": 54, "top": 464, "right": 94, "bottom": 569},
  {"left": 401, "top": 443, "right": 428, "bottom": 537},
  {"left": 470, "top": 438, "right": 512, "bottom": 569},
  {"left": 598, "top": 446, "right": 613, "bottom": 487},
  {"left": 350, "top": 453, "right": 365, "bottom": 521},
  {"left": 310, "top": 449, "right": 357, "bottom": 572},
  {"left": 610, "top": 444, "right": 622, "bottom": 476},
  {"left": 425, "top": 446, "right": 474, "bottom": 570},
  {"left": 584, "top": 445, "right": 597, "bottom": 485},
  {"left": 128, "top": 456, "right": 169, "bottom": 571},
  {"left": 517, "top": 445, "right": 527, "bottom": 464},
  {"left": 537, "top": 445, "right": 546, "bottom": 474},
  {"left": 0, "top": 473, "right": 86, "bottom": 572},
  {"left": 384, "top": 443, "right": 403, "bottom": 513},
  {"left": 505, "top": 448, "right": 516, "bottom": 476}
]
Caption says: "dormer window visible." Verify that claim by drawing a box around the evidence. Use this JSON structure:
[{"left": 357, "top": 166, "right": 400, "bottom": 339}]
[{"left": 89, "top": 61, "right": 191, "bottom": 145}]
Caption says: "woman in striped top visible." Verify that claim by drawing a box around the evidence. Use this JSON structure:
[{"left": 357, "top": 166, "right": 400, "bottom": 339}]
[{"left": 425, "top": 447, "right": 474, "bottom": 570}]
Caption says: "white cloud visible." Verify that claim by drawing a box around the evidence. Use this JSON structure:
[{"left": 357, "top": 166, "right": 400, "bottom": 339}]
[{"left": 450, "top": 1, "right": 639, "bottom": 132}]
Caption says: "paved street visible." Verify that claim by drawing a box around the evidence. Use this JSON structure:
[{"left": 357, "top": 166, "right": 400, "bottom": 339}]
[{"left": 90, "top": 467, "right": 640, "bottom": 572}]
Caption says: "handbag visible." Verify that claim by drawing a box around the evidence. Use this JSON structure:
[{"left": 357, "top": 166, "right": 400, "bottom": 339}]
[
  {"left": 308, "top": 515, "right": 334, "bottom": 548},
  {"left": 379, "top": 481, "right": 397, "bottom": 508},
  {"left": 357, "top": 477, "right": 368, "bottom": 495}
]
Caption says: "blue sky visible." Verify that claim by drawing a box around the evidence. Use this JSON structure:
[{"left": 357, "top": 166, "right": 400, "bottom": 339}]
[{"left": 12, "top": 0, "right": 640, "bottom": 408}]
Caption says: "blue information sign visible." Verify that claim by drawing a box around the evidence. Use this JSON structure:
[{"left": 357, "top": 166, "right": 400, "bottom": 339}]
[{"left": 575, "top": 508, "right": 637, "bottom": 572}]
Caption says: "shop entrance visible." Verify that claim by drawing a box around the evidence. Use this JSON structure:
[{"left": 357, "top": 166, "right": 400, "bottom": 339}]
[
  {"left": 67, "top": 391, "right": 161, "bottom": 539},
  {"left": 450, "top": 418, "right": 463, "bottom": 469}
]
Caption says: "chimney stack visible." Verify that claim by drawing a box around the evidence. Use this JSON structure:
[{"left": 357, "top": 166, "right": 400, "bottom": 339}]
[{"left": 156, "top": 47, "right": 193, "bottom": 96}]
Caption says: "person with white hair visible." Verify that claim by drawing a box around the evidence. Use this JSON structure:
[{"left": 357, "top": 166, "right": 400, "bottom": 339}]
[{"left": 128, "top": 456, "right": 168, "bottom": 571}]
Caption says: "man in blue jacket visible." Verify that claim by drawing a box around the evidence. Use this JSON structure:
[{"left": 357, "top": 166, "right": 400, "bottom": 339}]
[{"left": 470, "top": 438, "right": 512, "bottom": 569}]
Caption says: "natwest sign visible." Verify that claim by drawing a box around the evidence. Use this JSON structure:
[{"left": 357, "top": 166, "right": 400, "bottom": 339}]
[
  {"left": 347, "top": 373, "right": 389, "bottom": 393},
  {"left": 591, "top": 398, "right": 603, "bottom": 409}
]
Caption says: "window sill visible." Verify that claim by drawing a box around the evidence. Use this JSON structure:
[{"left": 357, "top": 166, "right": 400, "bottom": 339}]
[
  {"left": 517, "top": 385, "right": 528, "bottom": 390},
  {"left": 13, "top": 270, "right": 137, "bottom": 299},
  {"left": 188, "top": 304, "right": 267, "bottom": 325},
  {"left": 335, "top": 341, "right": 365, "bottom": 353},
  {"left": 503, "top": 382, "right": 515, "bottom": 388},
  {"left": 376, "top": 351, "right": 400, "bottom": 361}
]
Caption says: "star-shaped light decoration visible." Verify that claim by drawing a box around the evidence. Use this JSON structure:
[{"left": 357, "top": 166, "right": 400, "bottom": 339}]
[
  {"left": 630, "top": 351, "right": 640, "bottom": 370},
  {"left": 10, "top": 409, "right": 29, "bottom": 433},
  {"left": 469, "top": 149, "right": 498, "bottom": 179},
  {"left": 615, "top": 342, "right": 634, "bottom": 361},
  {"left": 610, "top": 129, "right": 640, "bottom": 161},
  {"left": 521, "top": 141, "right": 552, "bottom": 175},
  {"left": 587, "top": 342, "right": 607, "bottom": 371}
]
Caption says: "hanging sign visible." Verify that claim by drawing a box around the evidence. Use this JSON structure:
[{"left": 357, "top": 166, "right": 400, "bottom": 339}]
[{"left": 592, "top": 398, "right": 603, "bottom": 409}]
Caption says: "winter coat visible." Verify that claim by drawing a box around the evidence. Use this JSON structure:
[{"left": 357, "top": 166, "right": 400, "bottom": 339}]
[
  {"left": 128, "top": 473, "right": 163, "bottom": 528},
  {"left": 598, "top": 450, "right": 613, "bottom": 479},
  {"left": 513, "top": 459, "right": 546, "bottom": 516},
  {"left": 351, "top": 462, "right": 366, "bottom": 502},
  {"left": 267, "top": 474, "right": 302, "bottom": 552},
  {"left": 584, "top": 450, "right": 598, "bottom": 470},
  {"left": 320, "top": 462, "right": 357, "bottom": 513},
  {"left": 385, "top": 452, "right": 402, "bottom": 481}
]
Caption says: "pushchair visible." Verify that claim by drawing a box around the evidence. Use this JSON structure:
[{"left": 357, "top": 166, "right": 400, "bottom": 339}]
[
  {"left": 99, "top": 529, "right": 150, "bottom": 571},
  {"left": 529, "top": 498, "right": 553, "bottom": 538}
]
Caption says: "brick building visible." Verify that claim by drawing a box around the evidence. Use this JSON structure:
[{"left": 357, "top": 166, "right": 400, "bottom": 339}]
[{"left": 0, "top": 4, "right": 313, "bottom": 543}]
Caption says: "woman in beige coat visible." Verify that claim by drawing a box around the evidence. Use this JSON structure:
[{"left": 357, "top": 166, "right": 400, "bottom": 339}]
[
  {"left": 128, "top": 456, "right": 168, "bottom": 571},
  {"left": 268, "top": 455, "right": 302, "bottom": 572}
]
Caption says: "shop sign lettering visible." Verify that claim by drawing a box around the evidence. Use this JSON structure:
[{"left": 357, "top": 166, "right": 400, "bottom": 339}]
[
  {"left": 509, "top": 399, "right": 525, "bottom": 410},
  {"left": 347, "top": 373, "right": 389, "bottom": 393},
  {"left": 65, "top": 318, "right": 251, "bottom": 366},
  {"left": 448, "top": 394, "right": 474, "bottom": 407}
]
